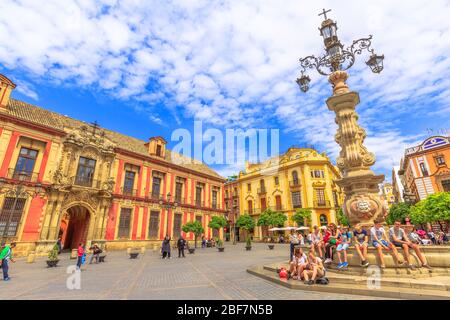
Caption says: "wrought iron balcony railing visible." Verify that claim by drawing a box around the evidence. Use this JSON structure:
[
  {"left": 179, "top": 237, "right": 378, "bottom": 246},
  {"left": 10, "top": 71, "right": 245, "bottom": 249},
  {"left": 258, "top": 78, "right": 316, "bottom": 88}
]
[
  {"left": 257, "top": 187, "right": 266, "bottom": 194},
  {"left": 314, "top": 200, "right": 331, "bottom": 208},
  {"left": 7, "top": 169, "right": 39, "bottom": 182},
  {"left": 121, "top": 187, "right": 137, "bottom": 197},
  {"left": 72, "top": 176, "right": 100, "bottom": 188},
  {"left": 289, "top": 180, "right": 301, "bottom": 187}
]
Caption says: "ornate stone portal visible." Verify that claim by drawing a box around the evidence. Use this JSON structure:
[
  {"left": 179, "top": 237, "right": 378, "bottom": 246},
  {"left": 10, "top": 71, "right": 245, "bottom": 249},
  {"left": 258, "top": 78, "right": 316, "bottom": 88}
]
[{"left": 326, "top": 71, "right": 386, "bottom": 226}]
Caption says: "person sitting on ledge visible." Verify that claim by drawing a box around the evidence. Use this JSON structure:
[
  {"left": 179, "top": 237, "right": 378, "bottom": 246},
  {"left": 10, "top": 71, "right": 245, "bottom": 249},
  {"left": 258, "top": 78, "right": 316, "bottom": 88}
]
[
  {"left": 289, "top": 247, "right": 308, "bottom": 280},
  {"left": 302, "top": 249, "right": 325, "bottom": 285},
  {"left": 353, "top": 224, "right": 370, "bottom": 267},
  {"left": 370, "top": 222, "right": 403, "bottom": 269},
  {"left": 389, "top": 220, "right": 432, "bottom": 269},
  {"left": 336, "top": 225, "right": 351, "bottom": 269},
  {"left": 310, "top": 225, "right": 324, "bottom": 260}
]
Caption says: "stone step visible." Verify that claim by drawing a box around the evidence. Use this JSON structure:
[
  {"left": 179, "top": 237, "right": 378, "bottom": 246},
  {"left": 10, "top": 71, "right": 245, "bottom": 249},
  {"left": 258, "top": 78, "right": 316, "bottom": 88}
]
[{"left": 247, "top": 266, "right": 450, "bottom": 300}]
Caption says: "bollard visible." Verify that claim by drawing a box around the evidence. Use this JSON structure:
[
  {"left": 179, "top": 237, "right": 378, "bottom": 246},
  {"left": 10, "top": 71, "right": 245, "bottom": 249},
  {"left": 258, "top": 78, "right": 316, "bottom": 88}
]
[
  {"left": 140, "top": 247, "right": 146, "bottom": 254},
  {"left": 127, "top": 247, "right": 131, "bottom": 255},
  {"left": 70, "top": 249, "right": 78, "bottom": 259},
  {"left": 27, "top": 251, "right": 36, "bottom": 263}
]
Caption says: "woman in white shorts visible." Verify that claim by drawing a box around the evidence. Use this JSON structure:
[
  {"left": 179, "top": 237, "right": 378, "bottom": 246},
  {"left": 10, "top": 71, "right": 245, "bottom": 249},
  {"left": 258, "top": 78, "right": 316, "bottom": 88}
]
[{"left": 310, "top": 225, "right": 324, "bottom": 259}]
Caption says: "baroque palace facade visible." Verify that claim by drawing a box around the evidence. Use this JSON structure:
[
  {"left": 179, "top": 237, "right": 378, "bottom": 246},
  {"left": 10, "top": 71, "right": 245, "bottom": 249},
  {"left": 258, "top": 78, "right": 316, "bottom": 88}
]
[
  {"left": 228, "top": 147, "right": 343, "bottom": 241},
  {"left": 0, "top": 74, "right": 226, "bottom": 256}
]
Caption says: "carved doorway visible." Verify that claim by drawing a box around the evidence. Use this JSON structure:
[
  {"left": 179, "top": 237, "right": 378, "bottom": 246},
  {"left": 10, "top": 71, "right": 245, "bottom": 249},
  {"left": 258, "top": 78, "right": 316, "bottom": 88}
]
[{"left": 60, "top": 205, "right": 91, "bottom": 250}]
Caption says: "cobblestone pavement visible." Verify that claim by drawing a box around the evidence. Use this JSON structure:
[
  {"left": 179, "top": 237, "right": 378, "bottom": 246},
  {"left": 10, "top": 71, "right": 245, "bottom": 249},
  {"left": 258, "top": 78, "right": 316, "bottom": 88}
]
[{"left": 0, "top": 243, "right": 384, "bottom": 300}]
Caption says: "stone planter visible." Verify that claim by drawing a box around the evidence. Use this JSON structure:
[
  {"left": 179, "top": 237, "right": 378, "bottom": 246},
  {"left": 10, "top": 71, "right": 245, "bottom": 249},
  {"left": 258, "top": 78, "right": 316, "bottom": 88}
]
[
  {"left": 188, "top": 248, "right": 195, "bottom": 254},
  {"left": 268, "top": 244, "right": 275, "bottom": 250},
  {"left": 46, "top": 260, "right": 59, "bottom": 268},
  {"left": 129, "top": 252, "right": 139, "bottom": 259},
  {"left": 129, "top": 247, "right": 140, "bottom": 259},
  {"left": 246, "top": 246, "right": 252, "bottom": 251},
  {"left": 27, "top": 252, "right": 36, "bottom": 263},
  {"left": 218, "top": 247, "right": 225, "bottom": 252}
]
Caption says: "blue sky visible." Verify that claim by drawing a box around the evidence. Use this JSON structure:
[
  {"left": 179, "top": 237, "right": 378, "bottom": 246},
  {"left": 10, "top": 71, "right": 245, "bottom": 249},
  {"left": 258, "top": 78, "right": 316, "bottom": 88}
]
[{"left": 1, "top": 0, "right": 450, "bottom": 179}]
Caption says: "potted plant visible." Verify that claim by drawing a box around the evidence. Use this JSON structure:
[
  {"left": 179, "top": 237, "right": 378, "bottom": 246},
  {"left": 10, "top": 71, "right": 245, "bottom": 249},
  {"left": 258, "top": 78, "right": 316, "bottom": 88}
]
[
  {"left": 46, "top": 244, "right": 60, "bottom": 267},
  {"left": 129, "top": 247, "right": 140, "bottom": 259},
  {"left": 182, "top": 220, "right": 204, "bottom": 254},
  {"left": 216, "top": 239, "right": 225, "bottom": 252},
  {"left": 268, "top": 243, "right": 275, "bottom": 250},
  {"left": 245, "top": 237, "right": 252, "bottom": 251}
]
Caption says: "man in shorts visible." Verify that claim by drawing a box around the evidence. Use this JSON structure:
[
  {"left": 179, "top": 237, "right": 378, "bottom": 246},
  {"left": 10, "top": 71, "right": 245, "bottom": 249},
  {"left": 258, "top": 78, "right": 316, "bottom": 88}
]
[
  {"left": 370, "top": 222, "right": 403, "bottom": 268},
  {"left": 353, "top": 224, "right": 370, "bottom": 267},
  {"left": 389, "top": 220, "right": 431, "bottom": 269},
  {"left": 336, "top": 226, "right": 351, "bottom": 268}
]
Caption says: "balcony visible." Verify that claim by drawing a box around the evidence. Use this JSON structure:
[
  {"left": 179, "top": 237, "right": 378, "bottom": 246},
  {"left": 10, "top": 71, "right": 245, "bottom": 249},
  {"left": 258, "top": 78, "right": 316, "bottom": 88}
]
[
  {"left": 257, "top": 187, "right": 266, "bottom": 195},
  {"left": 244, "top": 208, "right": 261, "bottom": 215},
  {"left": 72, "top": 176, "right": 100, "bottom": 188},
  {"left": 174, "top": 197, "right": 185, "bottom": 205},
  {"left": 150, "top": 193, "right": 163, "bottom": 201},
  {"left": 289, "top": 180, "right": 301, "bottom": 187},
  {"left": 8, "top": 169, "right": 39, "bottom": 182},
  {"left": 269, "top": 205, "right": 285, "bottom": 212},
  {"left": 211, "top": 202, "right": 218, "bottom": 209},
  {"left": 314, "top": 200, "right": 331, "bottom": 208},
  {"left": 121, "top": 187, "right": 137, "bottom": 197}
]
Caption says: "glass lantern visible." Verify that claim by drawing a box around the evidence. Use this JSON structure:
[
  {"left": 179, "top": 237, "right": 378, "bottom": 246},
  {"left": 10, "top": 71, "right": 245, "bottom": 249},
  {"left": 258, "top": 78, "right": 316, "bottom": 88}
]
[
  {"left": 296, "top": 75, "right": 311, "bottom": 93},
  {"left": 366, "top": 54, "right": 384, "bottom": 73}
]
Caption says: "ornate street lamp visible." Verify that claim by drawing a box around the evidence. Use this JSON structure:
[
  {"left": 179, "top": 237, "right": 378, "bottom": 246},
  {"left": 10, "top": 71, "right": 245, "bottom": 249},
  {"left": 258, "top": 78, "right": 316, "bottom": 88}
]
[{"left": 297, "top": 9, "right": 387, "bottom": 226}]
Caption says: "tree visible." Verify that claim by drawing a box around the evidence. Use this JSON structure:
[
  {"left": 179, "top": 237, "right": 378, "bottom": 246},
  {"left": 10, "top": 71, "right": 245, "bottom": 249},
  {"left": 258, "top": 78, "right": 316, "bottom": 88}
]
[
  {"left": 208, "top": 215, "right": 227, "bottom": 240},
  {"left": 236, "top": 214, "right": 255, "bottom": 241},
  {"left": 182, "top": 221, "right": 204, "bottom": 248},
  {"left": 385, "top": 203, "right": 411, "bottom": 225},
  {"left": 336, "top": 207, "right": 350, "bottom": 227},
  {"left": 410, "top": 192, "right": 450, "bottom": 226},
  {"left": 291, "top": 208, "right": 312, "bottom": 227},
  {"left": 257, "top": 208, "right": 287, "bottom": 228}
]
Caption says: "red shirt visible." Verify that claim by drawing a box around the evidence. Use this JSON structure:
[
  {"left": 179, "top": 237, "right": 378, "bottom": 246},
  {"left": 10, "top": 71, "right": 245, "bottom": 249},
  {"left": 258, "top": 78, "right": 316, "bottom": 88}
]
[
  {"left": 323, "top": 231, "right": 331, "bottom": 243},
  {"left": 77, "top": 246, "right": 84, "bottom": 257}
]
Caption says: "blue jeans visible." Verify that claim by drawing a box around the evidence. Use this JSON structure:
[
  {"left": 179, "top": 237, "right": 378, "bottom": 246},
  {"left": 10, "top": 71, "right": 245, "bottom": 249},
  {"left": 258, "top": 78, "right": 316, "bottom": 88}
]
[
  {"left": 290, "top": 243, "right": 295, "bottom": 261},
  {"left": 2, "top": 259, "right": 9, "bottom": 280},
  {"left": 76, "top": 256, "right": 83, "bottom": 269}
]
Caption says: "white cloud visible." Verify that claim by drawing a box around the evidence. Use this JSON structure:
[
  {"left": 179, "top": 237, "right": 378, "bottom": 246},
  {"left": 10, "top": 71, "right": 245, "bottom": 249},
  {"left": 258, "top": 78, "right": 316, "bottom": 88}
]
[{"left": 1, "top": 0, "right": 450, "bottom": 175}]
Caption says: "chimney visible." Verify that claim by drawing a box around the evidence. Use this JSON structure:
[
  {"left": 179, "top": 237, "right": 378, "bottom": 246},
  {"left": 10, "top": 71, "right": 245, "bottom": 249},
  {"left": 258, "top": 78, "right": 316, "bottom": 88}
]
[
  {"left": 146, "top": 136, "right": 167, "bottom": 158},
  {"left": 0, "top": 74, "right": 16, "bottom": 111}
]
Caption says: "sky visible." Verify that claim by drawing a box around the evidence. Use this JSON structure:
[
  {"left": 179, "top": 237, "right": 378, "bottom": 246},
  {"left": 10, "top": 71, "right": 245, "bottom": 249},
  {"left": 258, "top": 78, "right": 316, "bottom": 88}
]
[{"left": 1, "top": 0, "right": 450, "bottom": 179}]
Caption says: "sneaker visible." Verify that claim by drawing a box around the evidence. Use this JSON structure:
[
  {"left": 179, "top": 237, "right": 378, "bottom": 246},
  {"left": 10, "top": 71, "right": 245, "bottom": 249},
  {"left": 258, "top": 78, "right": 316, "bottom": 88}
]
[
  {"left": 4, "top": 278, "right": 10, "bottom": 281},
  {"left": 380, "top": 264, "right": 386, "bottom": 269},
  {"left": 362, "top": 260, "right": 370, "bottom": 267},
  {"left": 337, "top": 263, "right": 343, "bottom": 268},
  {"left": 409, "top": 264, "right": 416, "bottom": 270},
  {"left": 307, "top": 280, "right": 314, "bottom": 285},
  {"left": 342, "top": 262, "right": 349, "bottom": 268},
  {"left": 324, "top": 258, "right": 332, "bottom": 264}
]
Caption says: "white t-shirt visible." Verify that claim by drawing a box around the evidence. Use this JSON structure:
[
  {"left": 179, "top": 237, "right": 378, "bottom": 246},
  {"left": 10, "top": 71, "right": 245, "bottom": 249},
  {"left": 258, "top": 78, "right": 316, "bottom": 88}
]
[
  {"left": 370, "top": 226, "right": 385, "bottom": 242},
  {"left": 293, "top": 253, "right": 307, "bottom": 265}
]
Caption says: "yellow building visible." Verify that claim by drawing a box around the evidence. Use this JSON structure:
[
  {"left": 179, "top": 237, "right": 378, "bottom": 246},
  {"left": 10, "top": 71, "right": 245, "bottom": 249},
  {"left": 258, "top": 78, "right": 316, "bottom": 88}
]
[
  {"left": 236, "top": 147, "right": 343, "bottom": 240},
  {"left": 380, "top": 182, "right": 395, "bottom": 208}
]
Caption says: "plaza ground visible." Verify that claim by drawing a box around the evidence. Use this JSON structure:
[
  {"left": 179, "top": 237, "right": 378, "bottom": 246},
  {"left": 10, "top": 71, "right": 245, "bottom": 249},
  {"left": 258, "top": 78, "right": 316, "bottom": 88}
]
[{"left": 0, "top": 242, "right": 387, "bottom": 300}]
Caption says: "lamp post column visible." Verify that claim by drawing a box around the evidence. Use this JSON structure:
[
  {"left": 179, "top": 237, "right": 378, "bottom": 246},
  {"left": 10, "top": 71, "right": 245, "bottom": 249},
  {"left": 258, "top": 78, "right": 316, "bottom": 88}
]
[{"left": 326, "top": 71, "right": 386, "bottom": 226}]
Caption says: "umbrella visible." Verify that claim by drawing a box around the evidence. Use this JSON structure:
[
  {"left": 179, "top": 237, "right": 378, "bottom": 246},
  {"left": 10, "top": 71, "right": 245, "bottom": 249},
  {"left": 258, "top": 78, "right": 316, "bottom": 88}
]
[
  {"left": 296, "top": 226, "right": 309, "bottom": 231},
  {"left": 319, "top": 226, "right": 327, "bottom": 229},
  {"left": 268, "top": 227, "right": 283, "bottom": 231}
]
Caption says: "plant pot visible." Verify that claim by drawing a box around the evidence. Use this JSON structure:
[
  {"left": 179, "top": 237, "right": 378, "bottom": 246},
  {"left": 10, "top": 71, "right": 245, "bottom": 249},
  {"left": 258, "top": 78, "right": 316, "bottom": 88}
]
[
  {"left": 218, "top": 247, "right": 225, "bottom": 252},
  {"left": 129, "top": 252, "right": 139, "bottom": 259},
  {"left": 188, "top": 248, "right": 195, "bottom": 254},
  {"left": 46, "top": 260, "right": 59, "bottom": 267},
  {"left": 268, "top": 244, "right": 274, "bottom": 250},
  {"left": 245, "top": 246, "right": 252, "bottom": 251}
]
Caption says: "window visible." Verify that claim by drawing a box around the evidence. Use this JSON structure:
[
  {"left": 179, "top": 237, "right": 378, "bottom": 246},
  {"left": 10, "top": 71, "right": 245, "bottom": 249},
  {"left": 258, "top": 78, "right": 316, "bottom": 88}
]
[
  {"left": 212, "top": 190, "right": 218, "bottom": 209},
  {"left": 75, "top": 157, "right": 96, "bottom": 186},
  {"left": 247, "top": 200, "right": 253, "bottom": 214},
  {"left": 442, "top": 180, "right": 450, "bottom": 192},
  {"left": 123, "top": 171, "right": 136, "bottom": 195},
  {"left": 435, "top": 156, "right": 446, "bottom": 166},
  {"left": 156, "top": 144, "right": 162, "bottom": 156},
  {"left": 151, "top": 177, "right": 161, "bottom": 198},
  {"left": 291, "top": 191, "right": 302, "bottom": 208},
  {"left": 247, "top": 183, "right": 251, "bottom": 192},
  {"left": 173, "top": 213, "right": 182, "bottom": 237},
  {"left": 0, "top": 197, "right": 26, "bottom": 237},
  {"left": 196, "top": 216, "right": 202, "bottom": 224},
  {"left": 275, "top": 195, "right": 282, "bottom": 211},
  {"left": 118, "top": 208, "right": 132, "bottom": 238},
  {"left": 332, "top": 191, "right": 339, "bottom": 207},
  {"left": 233, "top": 187, "right": 237, "bottom": 196},
  {"left": 320, "top": 214, "right": 328, "bottom": 226},
  {"left": 316, "top": 189, "right": 326, "bottom": 206},
  {"left": 311, "top": 170, "right": 324, "bottom": 178},
  {"left": 14, "top": 147, "right": 38, "bottom": 181},
  {"left": 260, "top": 198, "right": 267, "bottom": 211},
  {"left": 195, "top": 186, "right": 202, "bottom": 206},
  {"left": 148, "top": 211, "right": 160, "bottom": 238},
  {"left": 419, "top": 163, "right": 429, "bottom": 176},
  {"left": 292, "top": 171, "right": 299, "bottom": 185},
  {"left": 274, "top": 176, "right": 279, "bottom": 185},
  {"left": 175, "top": 182, "right": 183, "bottom": 203}
]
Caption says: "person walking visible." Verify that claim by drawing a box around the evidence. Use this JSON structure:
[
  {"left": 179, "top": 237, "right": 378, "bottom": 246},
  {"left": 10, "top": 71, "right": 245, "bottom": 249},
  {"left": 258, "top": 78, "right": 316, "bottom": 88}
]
[
  {"left": 76, "top": 243, "right": 85, "bottom": 270},
  {"left": 161, "top": 235, "right": 171, "bottom": 259},
  {"left": 177, "top": 235, "right": 186, "bottom": 258},
  {"left": 0, "top": 242, "right": 16, "bottom": 281},
  {"left": 56, "top": 237, "right": 62, "bottom": 254}
]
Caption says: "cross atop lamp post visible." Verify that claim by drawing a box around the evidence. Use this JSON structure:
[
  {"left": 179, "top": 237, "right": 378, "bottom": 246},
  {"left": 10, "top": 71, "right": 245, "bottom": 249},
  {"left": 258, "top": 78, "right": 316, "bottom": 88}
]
[{"left": 296, "top": 9, "right": 387, "bottom": 226}]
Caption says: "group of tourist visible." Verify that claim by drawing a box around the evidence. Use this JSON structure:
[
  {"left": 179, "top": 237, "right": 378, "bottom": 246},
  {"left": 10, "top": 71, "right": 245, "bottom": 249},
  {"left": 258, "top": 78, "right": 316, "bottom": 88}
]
[
  {"left": 289, "top": 220, "right": 435, "bottom": 270},
  {"left": 160, "top": 234, "right": 188, "bottom": 259}
]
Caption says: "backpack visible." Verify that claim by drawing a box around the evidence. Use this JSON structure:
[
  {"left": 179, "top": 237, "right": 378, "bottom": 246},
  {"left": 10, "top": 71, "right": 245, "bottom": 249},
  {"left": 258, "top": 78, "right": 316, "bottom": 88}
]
[{"left": 315, "top": 277, "right": 329, "bottom": 285}]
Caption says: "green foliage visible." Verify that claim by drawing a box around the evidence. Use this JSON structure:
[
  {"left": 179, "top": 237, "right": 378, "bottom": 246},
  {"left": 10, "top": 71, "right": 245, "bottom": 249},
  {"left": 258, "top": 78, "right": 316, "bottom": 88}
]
[
  {"left": 386, "top": 203, "right": 411, "bottom": 224},
  {"left": 236, "top": 214, "right": 255, "bottom": 231},
  {"left": 208, "top": 216, "right": 227, "bottom": 231},
  {"left": 182, "top": 221, "right": 204, "bottom": 248},
  {"left": 410, "top": 192, "right": 450, "bottom": 224},
  {"left": 216, "top": 238, "right": 223, "bottom": 248},
  {"left": 246, "top": 237, "right": 252, "bottom": 247},
  {"left": 48, "top": 243, "right": 59, "bottom": 261},
  {"left": 336, "top": 207, "right": 350, "bottom": 227},
  {"left": 291, "top": 208, "right": 312, "bottom": 226},
  {"left": 257, "top": 208, "right": 287, "bottom": 227}
]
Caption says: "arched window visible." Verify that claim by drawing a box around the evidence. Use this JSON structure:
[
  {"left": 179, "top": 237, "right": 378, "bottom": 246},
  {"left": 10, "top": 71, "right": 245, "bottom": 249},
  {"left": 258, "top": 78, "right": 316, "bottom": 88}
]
[
  {"left": 319, "top": 214, "right": 328, "bottom": 226},
  {"left": 292, "top": 171, "right": 299, "bottom": 184}
]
